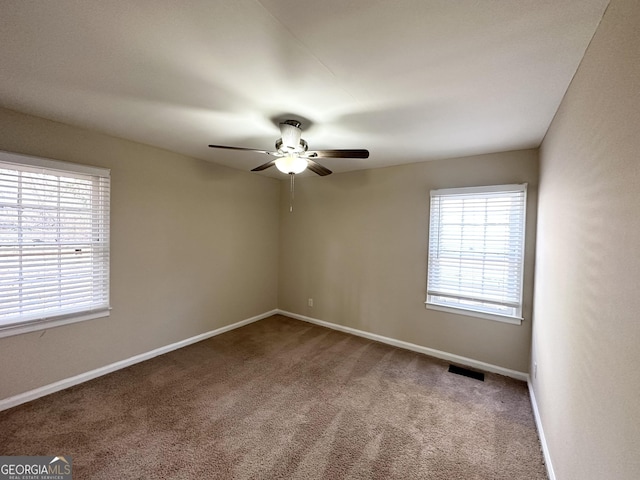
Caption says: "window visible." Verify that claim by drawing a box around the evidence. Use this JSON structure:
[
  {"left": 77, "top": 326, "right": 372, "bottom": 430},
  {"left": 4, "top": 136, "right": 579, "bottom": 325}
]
[
  {"left": 0, "top": 151, "right": 110, "bottom": 337},
  {"left": 426, "top": 184, "right": 527, "bottom": 324}
]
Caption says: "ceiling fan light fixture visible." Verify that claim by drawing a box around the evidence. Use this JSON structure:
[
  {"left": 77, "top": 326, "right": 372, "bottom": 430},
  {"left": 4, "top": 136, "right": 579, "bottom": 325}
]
[
  {"left": 209, "top": 118, "right": 367, "bottom": 178},
  {"left": 275, "top": 155, "right": 307, "bottom": 174}
]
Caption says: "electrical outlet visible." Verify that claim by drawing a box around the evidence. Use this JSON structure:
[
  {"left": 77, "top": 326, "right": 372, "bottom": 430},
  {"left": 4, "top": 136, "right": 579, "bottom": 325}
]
[{"left": 308, "top": 298, "right": 313, "bottom": 307}]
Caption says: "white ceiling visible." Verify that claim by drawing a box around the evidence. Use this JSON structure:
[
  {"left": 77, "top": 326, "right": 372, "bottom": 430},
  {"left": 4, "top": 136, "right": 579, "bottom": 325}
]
[{"left": 0, "top": 0, "right": 608, "bottom": 177}]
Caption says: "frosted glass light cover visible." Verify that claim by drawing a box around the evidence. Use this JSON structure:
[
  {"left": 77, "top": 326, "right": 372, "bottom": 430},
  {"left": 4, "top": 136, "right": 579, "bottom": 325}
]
[{"left": 276, "top": 155, "right": 307, "bottom": 174}]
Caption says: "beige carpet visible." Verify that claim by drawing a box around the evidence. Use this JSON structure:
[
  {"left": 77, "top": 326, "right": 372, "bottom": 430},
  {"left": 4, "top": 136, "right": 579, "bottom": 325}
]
[{"left": 0, "top": 315, "right": 547, "bottom": 479}]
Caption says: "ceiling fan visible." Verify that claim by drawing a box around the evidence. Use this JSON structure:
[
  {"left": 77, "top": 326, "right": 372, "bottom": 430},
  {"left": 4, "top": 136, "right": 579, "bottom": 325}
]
[{"left": 208, "top": 120, "right": 369, "bottom": 177}]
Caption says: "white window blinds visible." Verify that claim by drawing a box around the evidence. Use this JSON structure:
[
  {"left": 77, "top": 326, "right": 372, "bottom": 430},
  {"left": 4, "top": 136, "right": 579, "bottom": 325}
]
[
  {"left": 426, "top": 184, "right": 527, "bottom": 320},
  {"left": 0, "top": 152, "right": 110, "bottom": 331}
]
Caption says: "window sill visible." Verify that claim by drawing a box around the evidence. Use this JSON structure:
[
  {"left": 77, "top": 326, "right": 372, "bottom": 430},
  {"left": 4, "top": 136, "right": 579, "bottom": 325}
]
[
  {"left": 425, "top": 303, "right": 523, "bottom": 325},
  {"left": 0, "top": 308, "right": 111, "bottom": 338}
]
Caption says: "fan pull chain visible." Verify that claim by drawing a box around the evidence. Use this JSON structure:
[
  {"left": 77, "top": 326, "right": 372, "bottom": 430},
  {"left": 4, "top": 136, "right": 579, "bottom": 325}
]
[{"left": 289, "top": 173, "right": 295, "bottom": 212}]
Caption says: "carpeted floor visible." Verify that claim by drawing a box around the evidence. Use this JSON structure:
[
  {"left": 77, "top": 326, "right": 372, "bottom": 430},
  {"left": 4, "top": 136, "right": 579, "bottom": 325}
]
[{"left": 0, "top": 315, "right": 547, "bottom": 479}]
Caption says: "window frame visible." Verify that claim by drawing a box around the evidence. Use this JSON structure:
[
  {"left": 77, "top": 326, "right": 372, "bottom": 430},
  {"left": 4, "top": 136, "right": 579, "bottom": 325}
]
[
  {"left": 0, "top": 150, "right": 111, "bottom": 338},
  {"left": 425, "top": 183, "right": 527, "bottom": 325}
]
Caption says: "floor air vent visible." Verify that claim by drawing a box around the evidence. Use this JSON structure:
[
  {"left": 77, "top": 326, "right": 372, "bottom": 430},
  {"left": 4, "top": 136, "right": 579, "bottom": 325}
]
[{"left": 448, "top": 364, "right": 485, "bottom": 381}]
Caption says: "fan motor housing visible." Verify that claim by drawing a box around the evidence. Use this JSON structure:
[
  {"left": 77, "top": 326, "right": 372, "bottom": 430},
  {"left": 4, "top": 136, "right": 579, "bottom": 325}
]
[{"left": 275, "top": 138, "right": 308, "bottom": 154}]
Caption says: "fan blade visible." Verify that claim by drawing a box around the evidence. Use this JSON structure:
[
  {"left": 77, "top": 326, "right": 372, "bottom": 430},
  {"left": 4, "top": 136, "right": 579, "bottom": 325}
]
[
  {"left": 305, "top": 149, "right": 369, "bottom": 159},
  {"left": 306, "top": 159, "right": 332, "bottom": 176},
  {"left": 208, "top": 144, "right": 276, "bottom": 155},
  {"left": 251, "top": 160, "right": 277, "bottom": 172}
]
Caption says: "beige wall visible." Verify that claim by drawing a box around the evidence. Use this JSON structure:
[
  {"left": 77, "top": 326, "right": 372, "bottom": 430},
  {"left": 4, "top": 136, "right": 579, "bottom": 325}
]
[
  {"left": 278, "top": 149, "right": 538, "bottom": 373},
  {"left": 0, "top": 108, "right": 280, "bottom": 400},
  {"left": 532, "top": 0, "right": 640, "bottom": 478}
]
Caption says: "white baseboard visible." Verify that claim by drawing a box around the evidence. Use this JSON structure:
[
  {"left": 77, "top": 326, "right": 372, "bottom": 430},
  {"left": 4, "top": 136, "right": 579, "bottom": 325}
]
[
  {"left": 0, "top": 309, "right": 278, "bottom": 412},
  {"left": 1, "top": 309, "right": 531, "bottom": 412},
  {"left": 277, "top": 310, "right": 528, "bottom": 382},
  {"left": 528, "top": 379, "right": 556, "bottom": 480}
]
